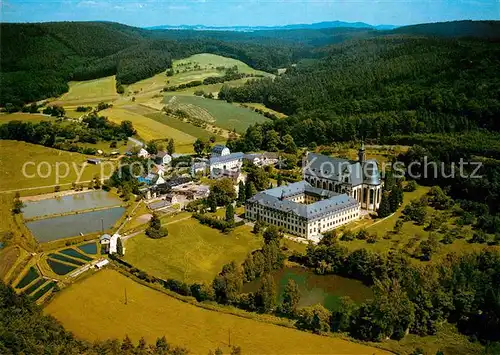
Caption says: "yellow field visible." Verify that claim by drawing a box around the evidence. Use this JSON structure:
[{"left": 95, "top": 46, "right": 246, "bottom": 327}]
[
  {"left": 174, "top": 53, "right": 272, "bottom": 76},
  {"left": 0, "top": 112, "right": 56, "bottom": 123},
  {"left": 45, "top": 269, "right": 389, "bottom": 354},
  {"left": 54, "top": 76, "right": 118, "bottom": 105},
  {"left": 124, "top": 219, "right": 262, "bottom": 283},
  {"left": 101, "top": 107, "right": 196, "bottom": 147},
  {"left": 0, "top": 246, "right": 20, "bottom": 281},
  {"left": 0, "top": 140, "right": 105, "bottom": 191}
]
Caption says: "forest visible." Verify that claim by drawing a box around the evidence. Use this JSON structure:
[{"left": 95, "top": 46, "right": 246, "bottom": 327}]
[{"left": 2, "top": 20, "right": 499, "bottom": 107}]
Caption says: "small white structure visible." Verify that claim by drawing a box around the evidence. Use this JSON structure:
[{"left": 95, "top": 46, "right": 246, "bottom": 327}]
[
  {"left": 99, "top": 234, "right": 111, "bottom": 253},
  {"left": 138, "top": 148, "right": 149, "bottom": 159},
  {"left": 211, "top": 145, "right": 230, "bottom": 157},
  {"left": 155, "top": 151, "right": 172, "bottom": 166},
  {"left": 94, "top": 259, "right": 109, "bottom": 269},
  {"left": 109, "top": 233, "right": 123, "bottom": 255}
]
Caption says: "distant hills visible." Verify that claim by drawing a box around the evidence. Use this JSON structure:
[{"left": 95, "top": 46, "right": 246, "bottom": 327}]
[{"left": 146, "top": 21, "right": 398, "bottom": 31}]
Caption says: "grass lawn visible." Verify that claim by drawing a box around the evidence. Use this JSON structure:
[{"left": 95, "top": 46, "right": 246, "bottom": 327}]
[
  {"left": 163, "top": 94, "right": 270, "bottom": 133},
  {"left": 44, "top": 269, "right": 389, "bottom": 354},
  {"left": 101, "top": 107, "right": 196, "bottom": 145},
  {"left": 0, "top": 113, "right": 57, "bottom": 123},
  {"left": 124, "top": 218, "right": 262, "bottom": 283},
  {"left": 53, "top": 76, "right": 118, "bottom": 105},
  {"left": 0, "top": 140, "right": 105, "bottom": 192},
  {"left": 0, "top": 246, "right": 21, "bottom": 281}
]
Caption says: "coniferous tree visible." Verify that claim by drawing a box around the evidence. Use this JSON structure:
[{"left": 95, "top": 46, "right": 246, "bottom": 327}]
[
  {"left": 280, "top": 279, "right": 300, "bottom": 316},
  {"left": 378, "top": 192, "right": 392, "bottom": 218},
  {"left": 225, "top": 204, "right": 235, "bottom": 223},
  {"left": 238, "top": 181, "right": 246, "bottom": 204},
  {"left": 255, "top": 273, "right": 276, "bottom": 313}
]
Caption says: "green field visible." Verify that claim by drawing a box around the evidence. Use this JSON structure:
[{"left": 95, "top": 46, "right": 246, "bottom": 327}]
[
  {"left": 101, "top": 107, "right": 196, "bottom": 150},
  {"left": 53, "top": 76, "right": 118, "bottom": 105},
  {"left": 124, "top": 218, "right": 262, "bottom": 283},
  {"left": 146, "top": 112, "right": 224, "bottom": 141},
  {"left": 44, "top": 269, "right": 389, "bottom": 354},
  {"left": 126, "top": 53, "right": 272, "bottom": 97},
  {"left": 241, "top": 102, "right": 288, "bottom": 118},
  {"left": 163, "top": 94, "right": 270, "bottom": 133},
  {"left": 0, "top": 113, "right": 57, "bottom": 123}
]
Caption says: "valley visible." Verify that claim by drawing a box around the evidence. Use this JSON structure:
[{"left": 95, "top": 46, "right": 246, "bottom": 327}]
[{"left": 1, "top": 18, "right": 499, "bottom": 355}]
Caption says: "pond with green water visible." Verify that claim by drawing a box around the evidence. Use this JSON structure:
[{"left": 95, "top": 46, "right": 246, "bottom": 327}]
[
  {"left": 15, "top": 267, "right": 39, "bottom": 289},
  {"left": 32, "top": 281, "right": 56, "bottom": 301},
  {"left": 47, "top": 259, "right": 77, "bottom": 275},
  {"left": 48, "top": 253, "right": 85, "bottom": 266},
  {"left": 23, "top": 278, "right": 47, "bottom": 295},
  {"left": 242, "top": 266, "right": 373, "bottom": 311},
  {"left": 23, "top": 190, "right": 122, "bottom": 219},
  {"left": 78, "top": 242, "right": 97, "bottom": 255},
  {"left": 26, "top": 207, "right": 125, "bottom": 242},
  {"left": 60, "top": 248, "right": 93, "bottom": 261}
]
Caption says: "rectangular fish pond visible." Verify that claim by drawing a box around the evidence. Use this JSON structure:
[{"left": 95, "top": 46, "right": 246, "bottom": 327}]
[
  {"left": 77, "top": 242, "right": 97, "bottom": 255},
  {"left": 26, "top": 207, "right": 126, "bottom": 242},
  {"left": 31, "top": 281, "right": 56, "bottom": 301},
  {"left": 15, "top": 266, "right": 39, "bottom": 289},
  {"left": 22, "top": 190, "right": 122, "bottom": 219},
  {"left": 23, "top": 278, "right": 47, "bottom": 295},
  {"left": 46, "top": 259, "right": 77, "bottom": 276},
  {"left": 59, "top": 248, "right": 93, "bottom": 261},
  {"left": 48, "top": 253, "right": 85, "bottom": 266}
]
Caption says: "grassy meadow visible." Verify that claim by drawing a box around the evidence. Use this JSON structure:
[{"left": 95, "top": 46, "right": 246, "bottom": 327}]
[
  {"left": 0, "top": 113, "right": 57, "bottom": 123},
  {"left": 241, "top": 102, "right": 288, "bottom": 118},
  {"left": 53, "top": 76, "right": 118, "bottom": 106},
  {"left": 101, "top": 107, "right": 196, "bottom": 149},
  {"left": 124, "top": 218, "right": 262, "bottom": 283},
  {"left": 146, "top": 112, "right": 224, "bottom": 141},
  {"left": 163, "top": 94, "right": 269, "bottom": 133},
  {"left": 44, "top": 269, "right": 389, "bottom": 354}
]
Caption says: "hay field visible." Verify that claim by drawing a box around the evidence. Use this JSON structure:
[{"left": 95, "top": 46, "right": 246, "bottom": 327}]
[
  {"left": 0, "top": 140, "right": 104, "bottom": 191},
  {"left": 101, "top": 107, "right": 195, "bottom": 145},
  {"left": 146, "top": 112, "right": 224, "bottom": 141},
  {"left": 163, "top": 95, "right": 269, "bottom": 133},
  {"left": 53, "top": 76, "right": 118, "bottom": 105},
  {"left": 0, "top": 113, "right": 57, "bottom": 123},
  {"left": 44, "top": 269, "right": 389, "bottom": 354},
  {"left": 124, "top": 218, "right": 262, "bottom": 283}
]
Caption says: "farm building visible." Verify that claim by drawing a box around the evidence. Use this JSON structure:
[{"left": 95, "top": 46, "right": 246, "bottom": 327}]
[
  {"left": 155, "top": 151, "right": 172, "bottom": 166},
  {"left": 94, "top": 259, "right": 110, "bottom": 269},
  {"left": 211, "top": 145, "right": 230, "bottom": 157},
  {"left": 244, "top": 153, "right": 279, "bottom": 167},
  {"left": 137, "top": 148, "right": 149, "bottom": 159},
  {"left": 87, "top": 158, "right": 101, "bottom": 165},
  {"left": 109, "top": 233, "right": 124, "bottom": 255},
  {"left": 99, "top": 234, "right": 112, "bottom": 253}
]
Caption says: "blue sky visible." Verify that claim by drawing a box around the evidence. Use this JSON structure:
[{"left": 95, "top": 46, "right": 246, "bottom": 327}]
[{"left": 1, "top": 0, "right": 499, "bottom": 27}]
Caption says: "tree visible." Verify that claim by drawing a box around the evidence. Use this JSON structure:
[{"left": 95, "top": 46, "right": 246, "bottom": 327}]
[
  {"left": 280, "top": 279, "right": 300, "bottom": 316},
  {"left": 207, "top": 193, "right": 217, "bottom": 213},
  {"left": 193, "top": 138, "right": 206, "bottom": 157},
  {"left": 277, "top": 174, "right": 283, "bottom": 186},
  {"left": 117, "top": 237, "right": 124, "bottom": 256},
  {"left": 405, "top": 180, "right": 417, "bottom": 192},
  {"left": 247, "top": 166, "right": 269, "bottom": 192},
  {"left": 331, "top": 296, "right": 357, "bottom": 332},
  {"left": 255, "top": 273, "right": 276, "bottom": 313},
  {"left": 146, "top": 140, "right": 158, "bottom": 155},
  {"left": 263, "top": 225, "right": 283, "bottom": 244},
  {"left": 145, "top": 213, "right": 168, "bottom": 239},
  {"left": 296, "top": 304, "right": 331, "bottom": 334},
  {"left": 378, "top": 192, "right": 391, "bottom": 218},
  {"left": 264, "top": 130, "right": 280, "bottom": 152},
  {"left": 167, "top": 138, "right": 175, "bottom": 155},
  {"left": 120, "top": 120, "right": 136, "bottom": 136},
  {"left": 212, "top": 261, "right": 243, "bottom": 304},
  {"left": 394, "top": 219, "right": 404, "bottom": 234},
  {"left": 281, "top": 134, "right": 297, "bottom": 154},
  {"left": 209, "top": 178, "right": 236, "bottom": 206},
  {"left": 238, "top": 181, "right": 246, "bottom": 204},
  {"left": 225, "top": 204, "right": 235, "bottom": 223},
  {"left": 245, "top": 181, "right": 257, "bottom": 199},
  {"left": 12, "top": 193, "right": 25, "bottom": 214}
]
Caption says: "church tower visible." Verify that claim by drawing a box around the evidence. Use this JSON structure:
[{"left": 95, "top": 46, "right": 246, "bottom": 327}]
[{"left": 358, "top": 142, "right": 366, "bottom": 163}]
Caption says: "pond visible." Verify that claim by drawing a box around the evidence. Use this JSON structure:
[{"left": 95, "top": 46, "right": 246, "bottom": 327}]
[
  {"left": 23, "top": 278, "right": 47, "bottom": 295},
  {"left": 59, "top": 248, "right": 93, "bottom": 262},
  {"left": 32, "top": 281, "right": 56, "bottom": 301},
  {"left": 23, "top": 190, "right": 122, "bottom": 219},
  {"left": 26, "top": 207, "right": 125, "bottom": 242},
  {"left": 47, "top": 259, "right": 77, "bottom": 275},
  {"left": 48, "top": 253, "right": 85, "bottom": 266},
  {"left": 78, "top": 242, "right": 97, "bottom": 255},
  {"left": 242, "top": 266, "right": 373, "bottom": 311},
  {"left": 15, "top": 266, "right": 39, "bottom": 289}
]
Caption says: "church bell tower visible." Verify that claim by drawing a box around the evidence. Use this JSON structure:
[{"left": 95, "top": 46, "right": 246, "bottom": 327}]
[{"left": 358, "top": 142, "right": 366, "bottom": 163}]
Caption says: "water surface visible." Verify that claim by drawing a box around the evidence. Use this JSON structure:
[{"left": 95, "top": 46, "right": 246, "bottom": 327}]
[
  {"left": 26, "top": 207, "right": 125, "bottom": 242},
  {"left": 242, "top": 266, "right": 373, "bottom": 311},
  {"left": 23, "top": 190, "right": 122, "bottom": 219}
]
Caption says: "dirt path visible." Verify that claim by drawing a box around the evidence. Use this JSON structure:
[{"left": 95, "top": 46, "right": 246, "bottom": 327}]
[{"left": 0, "top": 181, "right": 92, "bottom": 194}]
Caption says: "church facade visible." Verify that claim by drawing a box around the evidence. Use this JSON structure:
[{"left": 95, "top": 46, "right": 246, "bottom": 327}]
[{"left": 303, "top": 145, "right": 383, "bottom": 211}]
